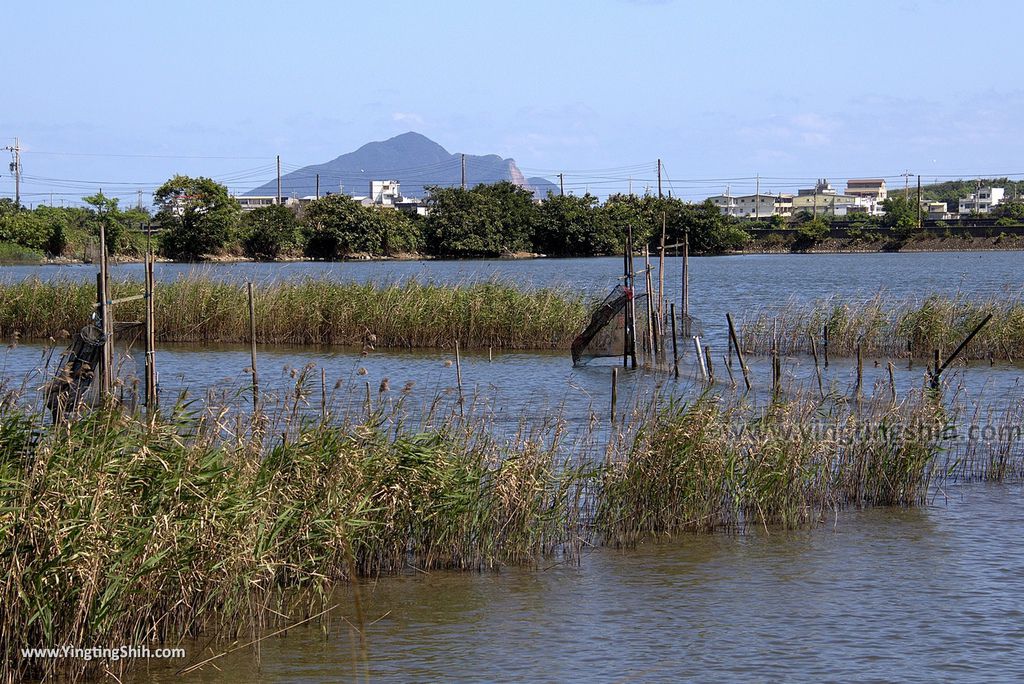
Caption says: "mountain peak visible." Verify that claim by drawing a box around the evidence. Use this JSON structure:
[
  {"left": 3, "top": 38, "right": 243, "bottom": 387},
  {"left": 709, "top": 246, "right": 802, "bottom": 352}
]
[{"left": 247, "top": 133, "right": 555, "bottom": 199}]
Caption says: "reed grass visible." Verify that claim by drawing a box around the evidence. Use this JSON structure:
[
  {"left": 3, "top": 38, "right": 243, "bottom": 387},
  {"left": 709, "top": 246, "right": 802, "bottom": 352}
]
[
  {"left": 740, "top": 292, "right": 1024, "bottom": 360},
  {"left": 0, "top": 276, "right": 589, "bottom": 349},
  {"left": 3, "top": 364, "right": 1021, "bottom": 681},
  {"left": 594, "top": 391, "right": 945, "bottom": 547}
]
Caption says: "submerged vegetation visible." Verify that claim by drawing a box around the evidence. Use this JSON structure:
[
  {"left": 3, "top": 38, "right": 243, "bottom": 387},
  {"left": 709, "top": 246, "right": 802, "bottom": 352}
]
[
  {"left": 740, "top": 292, "right": 1024, "bottom": 361},
  {"left": 3, "top": 355, "right": 1023, "bottom": 681},
  {"left": 0, "top": 276, "right": 588, "bottom": 349}
]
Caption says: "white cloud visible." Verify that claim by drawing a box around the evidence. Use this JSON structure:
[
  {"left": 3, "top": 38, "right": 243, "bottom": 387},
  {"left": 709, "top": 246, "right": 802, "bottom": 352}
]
[{"left": 391, "top": 112, "right": 425, "bottom": 126}]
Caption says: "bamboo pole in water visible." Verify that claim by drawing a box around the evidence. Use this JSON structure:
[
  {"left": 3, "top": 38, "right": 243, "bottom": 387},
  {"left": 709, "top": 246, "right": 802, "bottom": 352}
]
[
  {"left": 726, "top": 313, "right": 751, "bottom": 391},
  {"left": 627, "top": 227, "right": 638, "bottom": 369},
  {"left": 455, "top": 340, "right": 465, "bottom": 415},
  {"left": 622, "top": 236, "right": 630, "bottom": 368},
  {"left": 681, "top": 231, "right": 689, "bottom": 334},
  {"left": 855, "top": 343, "right": 863, "bottom": 396},
  {"left": 97, "top": 223, "right": 113, "bottom": 398},
  {"left": 809, "top": 332, "right": 824, "bottom": 399},
  {"left": 644, "top": 248, "right": 657, "bottom": 359},
  {"left": 670, "top": 303, "right": 680, "bottom": 378},
  {"left": 247, "top": 282, "right": 259, "bottom": 413},
  {"left": 704, "top": 345, "right": 715, "bottom": 384},
  {"left": 693, "top": 335, "right": 707, "bottom": 382},
  {"left": 611, "top": 367, "right": 618, "bottom": 422},
  {"left": 658, "top": 212, "right": 666, "bottom": 341}
]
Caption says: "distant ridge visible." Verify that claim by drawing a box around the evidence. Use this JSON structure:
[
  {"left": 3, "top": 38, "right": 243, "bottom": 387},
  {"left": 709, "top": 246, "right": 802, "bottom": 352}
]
[{"left": 246, "top": 132, "right": 557, "bottom": 199}]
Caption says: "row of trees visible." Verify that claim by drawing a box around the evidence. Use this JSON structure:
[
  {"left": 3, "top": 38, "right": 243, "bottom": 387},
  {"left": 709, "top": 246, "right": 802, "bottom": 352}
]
[
  {"left": 150, "top": 176, "right": 753, "bottom": 260},
  {"left": 1, "top": 176, "right": 746, "bottom": 261},
  {"left": 8, "top": 174, "right": 1021, "bottom": 262}
]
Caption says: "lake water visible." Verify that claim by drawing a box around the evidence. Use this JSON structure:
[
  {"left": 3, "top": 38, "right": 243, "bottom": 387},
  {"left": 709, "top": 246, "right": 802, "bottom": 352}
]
[
  {"left": 130, "top": 482, "right": 1024, "bottom": 683},
  {"left": 7, "top": 252, "right": 1024, "bottom": 682}
]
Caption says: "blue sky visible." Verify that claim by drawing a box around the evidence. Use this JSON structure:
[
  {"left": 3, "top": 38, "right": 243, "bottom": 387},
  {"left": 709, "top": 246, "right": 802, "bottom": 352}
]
[{"left": 2, "top": 0, "right": 1021, "bottom": 205}]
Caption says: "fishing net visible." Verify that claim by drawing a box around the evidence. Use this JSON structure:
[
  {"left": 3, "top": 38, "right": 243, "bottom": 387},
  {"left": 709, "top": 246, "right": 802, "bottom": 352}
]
[{"left": 571, "top": 285, "right": 704, "bottom": 367}]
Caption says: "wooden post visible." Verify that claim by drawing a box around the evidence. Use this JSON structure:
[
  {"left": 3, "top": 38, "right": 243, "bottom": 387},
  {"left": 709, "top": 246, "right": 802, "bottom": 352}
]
[
  {"left": 321, "top": 367, "right": 327, "bottom": 419},
  {"left": 809, "top": 333, "right": 824, "bottom": 399},
  {"left": 488, "top": 346, "right": 493, "bottom": 363},
  {"left": 658, "top": 212, "right": 666, "bottom": 341},
  {"left": 855, "top": 343, "right": 863, "bottom": 396},
  {"left": 611, "top": 367, "right": 618, "bottom": 422},
  {"left": 247, "top": 282, "right": 258, "bottom": 413},
  {"left": 887, "top": 361, "right": 897, "bottom": 404},
  {"left": 670, "top": 303, "right": 680, "bottom": 378},
  {"left": 704, "top": 345, "right": 715, "bottom": 384},
  {"left": 622, "top": 237, "right": 630, "bottom": 368},
  {"left": 627, "top": 227, "right": 638, "bottom": 369},
  {"left": 455, "top": 340, "right": 465, "bottom": 414},
  {"left": 772, "top": 348, "right": 780, "bottom": 395},
  {"left": 726, "top": 313, "right": 751, "bottom": 391},
  {"left": 681, "top": 231, "right": 689, "bottom": 334},
  {"left": 644, "top": 248, "right": 657, "bottom": 359},
  {"left": 723, "top": 354, "right": 736, "bottom": 388},
  {"left": 823, "top": 324, "right": 830, "bottom": 369},
  {"left": 98, "top": 223, "right": 113, "bottom": 398},
  {"left": 693, "top": 335, "right": 707, "bottom": 382},
  {"left": 143, "top": 246, "right": 157, "bottom": 414}
]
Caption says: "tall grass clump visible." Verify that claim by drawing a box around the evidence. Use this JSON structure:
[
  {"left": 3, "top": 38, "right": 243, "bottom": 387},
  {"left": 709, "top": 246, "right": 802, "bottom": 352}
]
[
  {"left": 595, "top": 391, "right": 946, "bottom": 547},
  {"left": 740, "top": 292, "right": 1024, "bottom": 360},
  {"left": 0, "top": 276, "right": 588, "bottom": 350},
  {"left": 0, "top": 392, "right": 587, "bottom": 683}
]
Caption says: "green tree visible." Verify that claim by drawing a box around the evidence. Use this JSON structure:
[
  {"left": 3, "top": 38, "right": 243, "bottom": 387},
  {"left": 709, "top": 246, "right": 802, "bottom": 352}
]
[
  {"left": 423, "top": 186, "right": 496, "bottom": 257},
  {"left": 993, "top": 200, "right": 1024, "bottom": 222},
  {"left": 536, "top": 193, "right": 609, "bottom": 256},
  {"left": 241, "top": 204, "right": 298, "bottom": 260},
  {"left": 154, "top": 175, "right": 239, "bottom": 260},
  {"left": 881, "top": 196, "right": 919, "bottom": 239},
  {"left": 472, "top": 181, "right": 538, "bottom": 254},
  {"left": 361, "top": 206, "right": 421, "bottom": 255},
  {"left": 793, "top": 216, "right": 830, "bottom": 250},
  {"left": 301, "top": 194, "right": 368, "bottom": 259}
]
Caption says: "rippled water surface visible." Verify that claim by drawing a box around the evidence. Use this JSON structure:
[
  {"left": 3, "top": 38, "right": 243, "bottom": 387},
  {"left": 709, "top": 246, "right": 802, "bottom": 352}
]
[
  {"left": 129, "top": 484, "right": 1024, "bottom": 683},
  {"left": 7, "top": 253, "right": 1024, "bottom": 682}
]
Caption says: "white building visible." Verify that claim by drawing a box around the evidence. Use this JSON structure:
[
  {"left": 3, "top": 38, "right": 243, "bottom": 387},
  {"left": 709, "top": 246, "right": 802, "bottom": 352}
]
[
  {"left": 236, "top": 196, "right": 300, "bottom": 212},
  {"left": 959, "top": 187, "right": 1005, "bottom": 214},
  {"left": 369, "top": 180, "right": 402, "bottom": 206},
  {"left": 708, "top": 191, "right": 780, "bottom": 218},
  {"left": 845, "top": 179, "right": 887, "bottom": 202}
]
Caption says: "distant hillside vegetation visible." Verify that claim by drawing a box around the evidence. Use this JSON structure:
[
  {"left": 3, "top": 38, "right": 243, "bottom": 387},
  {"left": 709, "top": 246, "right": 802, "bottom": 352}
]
[{"left": 914, "top": 178, "right": 1023, "bottom": 207}]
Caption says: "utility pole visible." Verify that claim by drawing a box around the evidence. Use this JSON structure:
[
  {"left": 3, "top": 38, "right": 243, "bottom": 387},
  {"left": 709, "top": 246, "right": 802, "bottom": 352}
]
[
  {"left": 916, "top": 175, "right": 922, "bottom": 229},
  {"left": 461, "top": 154, "right": 466, "bottom": 190},
  {"left": 559, "top": 173, "right": 564, "bottom": 196},
  {"left": 901, "top": 170, "right": 913, "bottom": 200},
  {"left": 276, "top": 155, "right": 282, "bottom": 205},
  {"left": 657, "top": 159, "right": 663, "bottom": 198},
  {"left": 755, "top": 173, "right": 760, "bottom": 220},
  {"left": 315, "top": 173, "right": 320, "bottom": 199},
  {"left": 3, "top": 138, "right": 21, "bottom": 206}
]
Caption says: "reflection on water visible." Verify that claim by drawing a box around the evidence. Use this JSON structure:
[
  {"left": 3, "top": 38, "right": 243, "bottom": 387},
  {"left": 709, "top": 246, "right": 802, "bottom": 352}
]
[{"left": 131, "top": 484, "right": 1024, "bottom": 683}]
